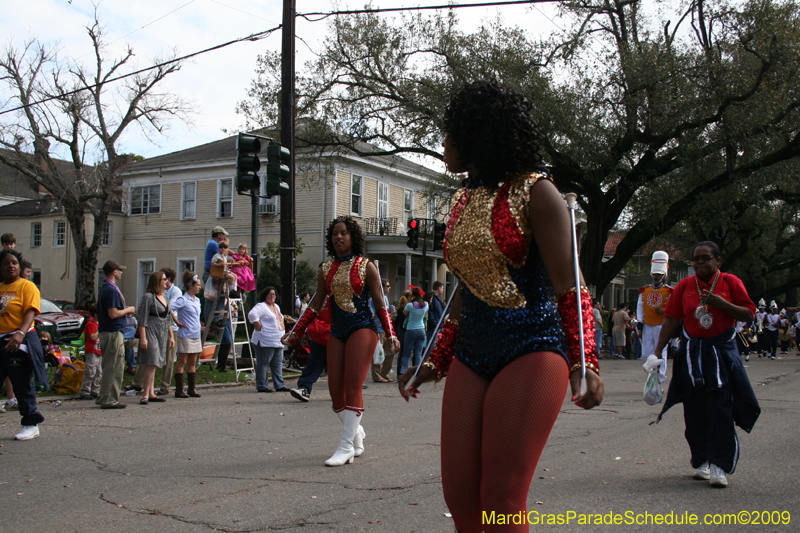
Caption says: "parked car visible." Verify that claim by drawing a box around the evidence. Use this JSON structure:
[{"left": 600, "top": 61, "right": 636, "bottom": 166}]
[
  {"left": 34, "top": 299, "right": 88, "bottom": 342},
  {"left": 51, "top": 299, "right": 89, "bottom": 316}
]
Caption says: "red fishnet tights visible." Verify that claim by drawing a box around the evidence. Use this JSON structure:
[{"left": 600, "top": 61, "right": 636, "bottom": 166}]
[
  {"left": 441, "top": 353, "right": 569, "bottom": 533},
  {"left": 326, "top": 329, "right": 378, "bottom": 411}
]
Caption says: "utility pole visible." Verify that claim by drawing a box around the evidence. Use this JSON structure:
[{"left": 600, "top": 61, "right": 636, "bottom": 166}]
[{"left": 280, "top": 0, "right": 296, "bottom": 311}]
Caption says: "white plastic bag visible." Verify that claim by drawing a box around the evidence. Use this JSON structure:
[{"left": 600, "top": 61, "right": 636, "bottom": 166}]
[
  {"left": 643, "top": 371, "right": 663, "bottom": 405},
  {"left": 373, "top": 342, "right": 385, "bottom": 365},
  {"left": 204, "top": 276, "right": 217, "bottom": 300}
]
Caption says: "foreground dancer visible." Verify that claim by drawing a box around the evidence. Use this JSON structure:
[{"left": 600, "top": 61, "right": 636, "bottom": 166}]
[
  {"left": 653, "top": 241, "right": 759, "bottom": 488},
  {"left": 399, "top": 81, "right": 603, "bottom": 533},
  {"left": 284, "top": 216, "right": 399, "bottom": 466}
]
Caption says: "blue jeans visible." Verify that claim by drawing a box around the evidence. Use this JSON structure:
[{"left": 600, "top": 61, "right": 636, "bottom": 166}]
[
  {"left": 632, "top": 333, "right": 642, "bottom": 359},
  {"left": 595, "top": 329, "right": 603, "bottom": 356},
  {"left": 400, "top": 328, "right": 426, "bottom": 375},
  {"left": 297, "top": 340, "right": 327, "bottom": 392},
  {"left": 0, "top": 342, "right": 44, "bottom": 426},
  {"left": 253, "top": 344, "right": 284, "bottom": 390}
]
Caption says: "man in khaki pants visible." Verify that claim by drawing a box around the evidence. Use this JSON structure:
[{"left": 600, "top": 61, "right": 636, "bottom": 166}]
[{"left": 96, "top": 260, "right": 135, "bottom": 409}]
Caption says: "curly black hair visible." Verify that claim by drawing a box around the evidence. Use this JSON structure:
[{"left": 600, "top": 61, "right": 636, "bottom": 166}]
[
  {"left": 443, "top": 80, "right": 546, "bottom": 188},
  {"left": 325, "top": 216, "right": 366, "bottom": 258}
]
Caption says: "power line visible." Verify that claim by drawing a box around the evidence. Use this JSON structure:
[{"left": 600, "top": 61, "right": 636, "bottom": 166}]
[
  {"left": 209, "top": 0, "right": 280, "bottom": 25},
  {"left": 0, "top": 25, "right": 281, "bottom": 117},
  {"left": 297, "top": 0, "right": 560, "bottom": 21}
]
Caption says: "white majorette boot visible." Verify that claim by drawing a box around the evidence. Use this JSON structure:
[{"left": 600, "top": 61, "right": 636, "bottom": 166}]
[
  {"left": 337, "top": 409, "right": 366, "bottom": 457},
  {"left": 326, "top": 409, "right": 361, "bottom": 466}
]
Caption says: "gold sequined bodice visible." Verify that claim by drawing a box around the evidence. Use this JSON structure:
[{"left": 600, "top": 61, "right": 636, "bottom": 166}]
[
  {"left": 321, "top": 255, "right": 369, "bottom": 314},
  {"left": 444, "top": 172, "right": 548, "bottom": 309}
]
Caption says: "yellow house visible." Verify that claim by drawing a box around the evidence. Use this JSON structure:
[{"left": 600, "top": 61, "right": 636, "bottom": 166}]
[
  {"left": 119, "top": 135, "right": 452, "bottom": 304},
  {"left": 0, "top": 197, "right": 126, "bottom": 300}
]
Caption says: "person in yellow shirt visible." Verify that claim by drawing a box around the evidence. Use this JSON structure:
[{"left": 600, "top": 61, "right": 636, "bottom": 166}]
[
  {"left": 637, "top": 251, "right": 673, "bottom": 382},
  {"left": 0, "top": 249, "right": 45, "bottom": 440}
]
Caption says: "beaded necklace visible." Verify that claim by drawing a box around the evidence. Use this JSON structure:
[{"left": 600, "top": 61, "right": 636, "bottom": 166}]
[
  {"left": 151, "top": 292, "right": 170, "bottom": 333},
  {"left": 694, "top": 269, "right": 720, "bottom": 329}
]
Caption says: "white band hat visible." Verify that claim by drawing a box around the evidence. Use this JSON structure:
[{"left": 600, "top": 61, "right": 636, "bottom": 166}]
[{"left": 651, "top": 251, "right": 669, "bottom": 275}]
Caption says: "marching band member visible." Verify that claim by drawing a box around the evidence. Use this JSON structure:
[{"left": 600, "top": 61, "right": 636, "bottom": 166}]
[
  {"left": 636, "top": 251, "right": 673, "bottom": 382},
  {"left": 283, "top": 216, "right": 398, "bottom": 467}
]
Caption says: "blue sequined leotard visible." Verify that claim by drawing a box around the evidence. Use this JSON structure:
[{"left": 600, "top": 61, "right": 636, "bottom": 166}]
[
  {"left": 444, "top": 172, "right": 567, "bottom": 381},
  {"left": 322, "top": 254, "right": 377, "bottom": 342}
]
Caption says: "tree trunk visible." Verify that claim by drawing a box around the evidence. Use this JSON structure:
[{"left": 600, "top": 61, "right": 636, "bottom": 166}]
[{"left": 63, "top": 202, "right": 106, "bottom": 310}]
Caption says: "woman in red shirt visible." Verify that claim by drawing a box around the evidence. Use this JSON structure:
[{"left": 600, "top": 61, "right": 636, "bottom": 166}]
[{"left": 652, "top": 241, "right": 759, "bottom": 488}]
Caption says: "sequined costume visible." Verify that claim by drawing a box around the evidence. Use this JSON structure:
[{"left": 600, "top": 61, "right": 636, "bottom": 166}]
[
  {"left": 443, "top": 172, "right": 568, "bottom": 381},
  {"left": 321, "top": 253, "right": 376, "bottom": 342}
]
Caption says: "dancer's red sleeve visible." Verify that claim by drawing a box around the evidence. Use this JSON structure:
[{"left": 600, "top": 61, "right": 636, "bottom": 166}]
[
  {"left": 426, "top": 318, "right": 459, "bottom": 381},
  {"left": 292, "top": 308, "right": 318, "bottom": 340},
  {"left": 557, "top": 287, "right": 599, "bottom": 375},
  {"left": 376, "top": 307, "right": 395, "bottom": 339}
]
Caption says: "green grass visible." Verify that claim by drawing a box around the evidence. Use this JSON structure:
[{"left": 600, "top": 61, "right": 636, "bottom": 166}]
[{"left": 29, "top": 356, "right": 300, "bottom": 398}]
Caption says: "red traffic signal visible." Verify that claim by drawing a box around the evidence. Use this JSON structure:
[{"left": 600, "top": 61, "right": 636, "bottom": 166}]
[{"left": 406, "top": 218, "right": 419, "bottom": 249}]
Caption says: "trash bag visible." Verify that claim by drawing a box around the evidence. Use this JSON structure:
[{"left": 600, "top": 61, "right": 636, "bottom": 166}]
[
  {"left": 643, "top": 370, "right": 663, "bottom": 406},
  {"left": 52, "top": 359, "right": 85, "bottom": 395}
]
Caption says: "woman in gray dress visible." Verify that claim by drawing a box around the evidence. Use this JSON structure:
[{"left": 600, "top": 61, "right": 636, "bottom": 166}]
[{"left": 137, "top": 271, "right": 174, "bottom": 405}]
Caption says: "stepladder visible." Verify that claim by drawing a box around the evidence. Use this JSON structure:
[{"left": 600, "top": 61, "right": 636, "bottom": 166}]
[{"left": 201, "top": 280, "right": 255, "bottom": 381}]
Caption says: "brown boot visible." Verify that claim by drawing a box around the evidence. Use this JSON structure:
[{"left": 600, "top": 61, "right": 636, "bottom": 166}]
[
  {"left": 187, "top": 373, "right": 201, "bottom": 397},
  {"left": 174, "top": 373, "right": 189, "bottom": 398}
]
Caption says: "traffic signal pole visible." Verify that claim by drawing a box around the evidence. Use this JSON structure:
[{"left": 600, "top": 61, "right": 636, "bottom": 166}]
[
  {"left": 421, "top": 222, "right": 428, "bottom": 292},
  {"left": 280, "top": 0, "right": 297, "bottom": 312}
]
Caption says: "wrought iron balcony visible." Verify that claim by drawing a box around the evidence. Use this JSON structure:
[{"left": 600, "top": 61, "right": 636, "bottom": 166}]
[{"left": 363, "top": 217, "right": 399, "bottom": 236}]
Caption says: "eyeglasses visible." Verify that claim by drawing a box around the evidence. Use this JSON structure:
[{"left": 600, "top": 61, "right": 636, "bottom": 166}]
[{"left": 690, "top": 254, "right": 715, "bottom": 262}]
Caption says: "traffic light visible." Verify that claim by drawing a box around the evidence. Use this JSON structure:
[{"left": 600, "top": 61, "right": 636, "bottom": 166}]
[
  {"left": 406, "top": 218, "right": 419, "bottom": 249},
  {"left": 236, "top": 135, "right": 261, "bottom": 195},
  {"left": 432, "top": 221, "right": 446, "bottom": 251},
  {"left": 266, "top": 141, "right": 291, "bottom": 197}
]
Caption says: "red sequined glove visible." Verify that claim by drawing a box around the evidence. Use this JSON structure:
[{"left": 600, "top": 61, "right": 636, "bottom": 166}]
[
  {"left": 426, "top": 318, "right": 459, "bottom": 381},
  {"left": 557, "top": 287, "right": 599, "bottom": 375},
  {"left": 291, "top": 308, "right": 318, "bottom": 341},
  {"left": 376, "top": 307, "right": 395, "bottom": 339}
]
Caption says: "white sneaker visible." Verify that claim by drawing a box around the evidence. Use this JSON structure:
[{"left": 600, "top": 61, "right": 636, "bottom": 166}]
[
  {"left": 15, "top": 425, "right": 39, "bottom": 441},
  {"left": 693, "top": 461, "right": 711, "bottom": 480},
  {"left": 290, "top": 387, "right": 310, "bottom": 402},
  {"left": 709, "top": 464, "right": 728, "bottom": 487},
  {"left": 6, "top": 398, "right": 18, "bottom": 410}
]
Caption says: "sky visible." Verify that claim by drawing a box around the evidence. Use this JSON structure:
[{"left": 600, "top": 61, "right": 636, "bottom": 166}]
[{"left": 0, "top": 0, "right": 560, "bottom": 162}]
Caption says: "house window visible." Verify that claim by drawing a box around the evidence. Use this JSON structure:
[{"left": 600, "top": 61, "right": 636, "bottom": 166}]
[
  {"left": 403, "top": 189, "right": 414, "bottom": 226},
  {"left": 377, "top": 182, "right": 389, "bottom": 219},
  {"left": 427, "top": 197, "right": 438, "bottom": 219},
  {"left": 218, "top": 178, "right": 233, "bottom": 218},
  {"left": 259, "top": 196, "right": 279, "bottom": 216},
  {"left": 53, "top": 221, "right": 66, "bottom": 247},
  {"left": 130, "top": 185, "right": 161, "bottom": 215},
  {"left": 32, "top": 269, "right": 41, "bottom": 288},
  {"left": 138, "top": 260, "right": 156, "bottom": 305},
  {"left": 351, "top": 174, "right": 363, "bottom": 216},
  {"left": 259, "top": 178, "right": 279, "bottom": 215},
  {"left": 181, "top": 181, "right": 196, "bottom": 219},
  {"left": 178, "top": 259, "right": 196, "bottom": 275},
  {"left": 31, "top": 222, "right": 41, "bottom": 248},
  {"left": 102, "top": 220, "right": 112, "bottom": 246}
]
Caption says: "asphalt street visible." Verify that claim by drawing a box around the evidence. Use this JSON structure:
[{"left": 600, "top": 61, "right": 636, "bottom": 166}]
[{"left": 1, "top": 355, "right": 799, "bottom": 532}]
